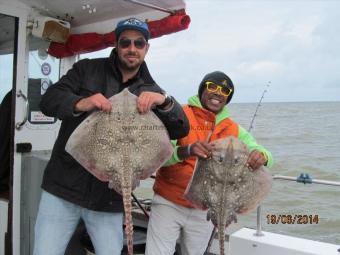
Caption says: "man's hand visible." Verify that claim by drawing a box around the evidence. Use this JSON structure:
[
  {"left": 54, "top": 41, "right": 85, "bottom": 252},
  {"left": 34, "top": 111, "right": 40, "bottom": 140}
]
[
  {"left": 190, "top": 141, "right": 213, "bottom": 159},
  {"left": 246, "top": 150, "right": 267, "bottom": 171},
  {"left": 137, "top": 91, "right": 165, "bottom": 114},
  {"left": 74, "top": 93, "right": 112, "bottom": 113}
]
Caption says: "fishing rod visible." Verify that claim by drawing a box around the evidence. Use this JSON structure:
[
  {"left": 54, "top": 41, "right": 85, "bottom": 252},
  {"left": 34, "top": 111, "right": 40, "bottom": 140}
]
[
  {"left": 131, "top": 192, "right": 150, "bottom": 219},
  {"left": 130, "top": 176, "right": 158, "bottom": 220},
  {"left": 248, "top": 81, "right": 270, "bottom": 237},
  {"left": 248, "top": 81, "right": 270, "bottom": 132}
]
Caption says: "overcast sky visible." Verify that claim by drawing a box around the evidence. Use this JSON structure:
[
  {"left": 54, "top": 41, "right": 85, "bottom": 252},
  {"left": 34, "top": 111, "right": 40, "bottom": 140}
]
[
  {"left": 145, "top": 0, "right": 340, "bottom": 103},
  {"left": 1, "top": 0, "right": 340, "bottom": 104}
]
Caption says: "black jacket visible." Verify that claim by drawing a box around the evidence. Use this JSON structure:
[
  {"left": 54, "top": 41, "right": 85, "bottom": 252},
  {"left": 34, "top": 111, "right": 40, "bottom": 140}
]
[{"left": 39, "top": 50, "right": 189, "bottom": 212}]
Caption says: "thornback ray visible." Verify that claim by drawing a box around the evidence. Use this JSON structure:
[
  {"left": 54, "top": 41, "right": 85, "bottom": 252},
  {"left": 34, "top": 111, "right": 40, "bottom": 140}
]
[
  {"left": 65, "top": 88, "right": 173, "bottom": 255},
  {"left": 184, "top": 136, "right": 272, "bottom": 255}
]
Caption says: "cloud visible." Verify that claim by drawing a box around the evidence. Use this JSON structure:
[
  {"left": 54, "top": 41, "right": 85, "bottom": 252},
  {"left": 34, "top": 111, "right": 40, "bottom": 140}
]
[
  {"left": 237, "top": 61, "right": 282, "bottom": 75},
  {"left": 77, "top": 0, "right": 340, "bottom": 103},
  {"left": 145, "top": 0, "right": 340, "bottom": 103}
]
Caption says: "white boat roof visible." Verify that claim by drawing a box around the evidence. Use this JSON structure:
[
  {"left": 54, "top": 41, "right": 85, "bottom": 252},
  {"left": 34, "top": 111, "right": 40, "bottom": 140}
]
[
  {"left": 17, "top": 0, "right": 186, "bottom": 33},
  {"left": 0, "top": 0, "right": 188, "bottom": 55}
]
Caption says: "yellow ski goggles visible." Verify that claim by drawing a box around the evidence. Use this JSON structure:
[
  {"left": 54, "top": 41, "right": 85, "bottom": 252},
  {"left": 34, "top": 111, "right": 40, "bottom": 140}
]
[{"left": 205, "top": 81, "right": 233, "bottom": 97}]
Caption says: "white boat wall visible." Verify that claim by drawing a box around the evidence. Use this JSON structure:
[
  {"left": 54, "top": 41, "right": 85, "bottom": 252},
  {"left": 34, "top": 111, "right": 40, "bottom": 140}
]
[{"left": 225, "top": 227, "right": 340, "bottom": 255}]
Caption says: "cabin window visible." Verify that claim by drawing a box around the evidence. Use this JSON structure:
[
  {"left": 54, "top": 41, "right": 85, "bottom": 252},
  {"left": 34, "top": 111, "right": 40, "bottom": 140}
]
[{"left": 0, "top": 53, "right": 13, "bottom": 103}]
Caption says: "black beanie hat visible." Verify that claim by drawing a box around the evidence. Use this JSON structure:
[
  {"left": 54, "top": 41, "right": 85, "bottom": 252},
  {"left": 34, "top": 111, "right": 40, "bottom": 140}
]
[{"left": 198, "top": 71, "right": 234, "bottom": 104}]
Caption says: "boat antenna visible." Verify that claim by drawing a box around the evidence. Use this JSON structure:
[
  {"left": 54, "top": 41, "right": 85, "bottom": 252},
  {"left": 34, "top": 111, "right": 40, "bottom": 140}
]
[{"left": 248, "top": 81, "right": 270, "bottom": 132}]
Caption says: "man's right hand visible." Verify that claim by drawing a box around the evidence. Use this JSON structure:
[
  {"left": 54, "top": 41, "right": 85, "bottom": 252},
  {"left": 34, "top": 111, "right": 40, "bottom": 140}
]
[
  {"left": 189, "top": 141, "right": 213, "bottom": 159},
  {"left": 74, "top": 93, "right": 112, "bottom": 113}
]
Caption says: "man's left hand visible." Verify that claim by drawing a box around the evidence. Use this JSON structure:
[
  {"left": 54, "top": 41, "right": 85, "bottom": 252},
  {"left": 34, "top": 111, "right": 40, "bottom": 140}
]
[
  {"left": 246, "top": 150, "right": 267, "bottom": 171},
  {"left": 137, "top": 91, "right": 165, "bottom": 114}
]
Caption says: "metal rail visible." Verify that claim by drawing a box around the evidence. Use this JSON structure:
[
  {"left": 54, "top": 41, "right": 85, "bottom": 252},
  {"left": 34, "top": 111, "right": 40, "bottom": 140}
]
[
  {"left": 15, "top": 90, "right": 29, "bottom": 130},
  {"left": 273, "top": 174, "right": 340, "bottom": 187},
  {"left": 255, "top": 173, "right": 340, "bottom": 237}
]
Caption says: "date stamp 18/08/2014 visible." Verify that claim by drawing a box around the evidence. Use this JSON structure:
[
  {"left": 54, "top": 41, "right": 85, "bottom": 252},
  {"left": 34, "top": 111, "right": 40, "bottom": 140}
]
[{"left": 266, "top": 214, "right": 319, "bottom": 224}]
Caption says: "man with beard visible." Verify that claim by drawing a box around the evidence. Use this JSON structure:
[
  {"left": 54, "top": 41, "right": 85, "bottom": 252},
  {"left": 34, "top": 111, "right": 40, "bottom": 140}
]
[
  {"left": 145, "top": 71, "right": 273, "bottom": 255},
  {"left": 33, "top": 17, "right": 189, "bottom": 255}
]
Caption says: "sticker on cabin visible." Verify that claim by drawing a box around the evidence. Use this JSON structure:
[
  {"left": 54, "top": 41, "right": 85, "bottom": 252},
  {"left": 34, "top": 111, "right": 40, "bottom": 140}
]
[
  {"left": 41, "top": 63, "right": 51, "bottom": 76},
  {"left": 41, "top": 78, "right": 51, "bottom": 95},
  {"left": 30, "top": 111, "right": 54, "bottom": 122}
]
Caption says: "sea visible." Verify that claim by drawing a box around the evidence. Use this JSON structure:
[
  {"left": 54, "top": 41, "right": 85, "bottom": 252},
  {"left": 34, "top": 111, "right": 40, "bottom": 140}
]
[{"left": 134, "top": 101, "right": 340, "bottom": 245}]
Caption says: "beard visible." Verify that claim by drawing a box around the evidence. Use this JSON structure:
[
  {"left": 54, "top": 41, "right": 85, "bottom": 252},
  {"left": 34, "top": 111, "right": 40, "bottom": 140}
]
[{"left": 117, "top": 51, "right": 143, "bottom": 71}]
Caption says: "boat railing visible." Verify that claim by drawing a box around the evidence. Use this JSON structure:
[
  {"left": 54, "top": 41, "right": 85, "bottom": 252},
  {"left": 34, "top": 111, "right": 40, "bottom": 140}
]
[{"left": 254, "top": 173, "right": 340, "bottom": 237}]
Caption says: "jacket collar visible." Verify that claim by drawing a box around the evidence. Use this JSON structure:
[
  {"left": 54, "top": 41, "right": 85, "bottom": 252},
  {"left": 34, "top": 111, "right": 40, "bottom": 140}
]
[{"left": 187, "top": 95, "right": 230, "bottom": 125}]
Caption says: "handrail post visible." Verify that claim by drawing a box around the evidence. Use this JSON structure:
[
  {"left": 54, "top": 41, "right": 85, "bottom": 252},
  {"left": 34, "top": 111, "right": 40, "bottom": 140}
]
[{"left": 254, "top": 204, "right": 264, "bottom": 236}]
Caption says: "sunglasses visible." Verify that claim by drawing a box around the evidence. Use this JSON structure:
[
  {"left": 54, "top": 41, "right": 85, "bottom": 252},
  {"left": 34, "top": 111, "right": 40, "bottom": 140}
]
[
  {"left": 118, "top": 38, "right": 147, "bottom": 49},
  {"left": 205, "top": 81, "right": 233, "bottom": 97}
]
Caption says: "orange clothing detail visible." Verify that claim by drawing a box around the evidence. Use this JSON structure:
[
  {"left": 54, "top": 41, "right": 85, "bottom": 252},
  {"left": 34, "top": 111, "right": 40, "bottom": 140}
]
[{"left": 153, "top": 105, "right": 239, "bottom": 208}]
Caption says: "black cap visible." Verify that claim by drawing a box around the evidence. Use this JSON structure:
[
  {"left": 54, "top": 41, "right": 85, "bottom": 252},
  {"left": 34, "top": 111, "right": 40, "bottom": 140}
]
[{"left": 198, "top": 71, "right": 234, "bottom": 104}]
